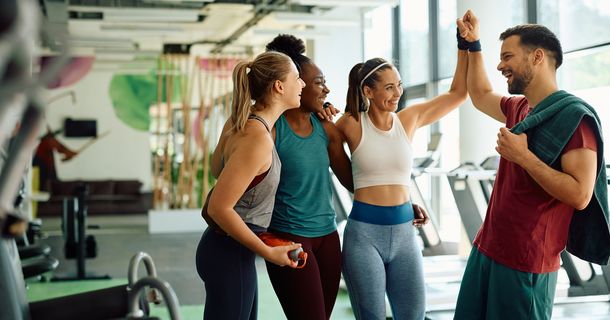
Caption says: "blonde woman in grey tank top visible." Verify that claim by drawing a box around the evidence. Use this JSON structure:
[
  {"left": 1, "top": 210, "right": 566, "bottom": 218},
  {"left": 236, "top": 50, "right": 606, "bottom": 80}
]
[{"left": 195, "top": 51, "right": 305, "bottom": 320}]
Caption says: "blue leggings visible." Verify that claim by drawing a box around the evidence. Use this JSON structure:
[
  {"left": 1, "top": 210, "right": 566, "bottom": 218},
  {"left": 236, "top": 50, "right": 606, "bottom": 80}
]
[
  {"left": 195, "top": 228, "right": 258, "bottom": 320},
  {"left": 342, "top": 201, "right": 425, "bottom": 320}
]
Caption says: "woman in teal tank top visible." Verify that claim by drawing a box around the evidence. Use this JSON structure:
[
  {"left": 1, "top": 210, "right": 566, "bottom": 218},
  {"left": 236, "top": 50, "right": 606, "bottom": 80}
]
[{"left": 264, "top": 34, "right": 354, "bottom": 320}]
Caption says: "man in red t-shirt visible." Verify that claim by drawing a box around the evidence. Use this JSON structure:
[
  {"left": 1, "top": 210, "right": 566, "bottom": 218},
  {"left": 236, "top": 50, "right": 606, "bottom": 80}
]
[
  {"left": 32, "top": 127, "right": 78, "bottom": 191},
  {"left": 454, "top": 10, "right": 601, "bottom": 320}
]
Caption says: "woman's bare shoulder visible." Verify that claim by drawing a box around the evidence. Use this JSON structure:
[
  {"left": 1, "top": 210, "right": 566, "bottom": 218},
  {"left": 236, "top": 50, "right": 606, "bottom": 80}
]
[{"left": 336, "top": 113, "right": 359, "bottom": 129}]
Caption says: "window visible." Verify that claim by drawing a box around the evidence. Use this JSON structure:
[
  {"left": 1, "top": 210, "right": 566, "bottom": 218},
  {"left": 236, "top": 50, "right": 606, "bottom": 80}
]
[
  {"left": 560, "top": 47, "right": 610, "bottom": 160},
  {"left": 538, "top": 0, "right": 610, "bottom": 51},
  {"left": 363, "top": 4, "right": 394, "bottom": 60},
  {"left": 539, "top": 0, "right": 610, "bottom": 159},
  {"left": 437, "top": 0, "right": 457, "bottom": 79},
  {"left": 435, "top": 78, "right": 461, "bottom": 241},
  {"left": 399, "top": 0, "right": 429, "bottom": 85}
]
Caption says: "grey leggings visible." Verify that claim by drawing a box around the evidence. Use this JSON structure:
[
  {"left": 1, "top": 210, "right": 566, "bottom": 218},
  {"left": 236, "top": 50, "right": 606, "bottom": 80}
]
[{"left": 342, "top": 219, "right": 425, "bottom": 320}]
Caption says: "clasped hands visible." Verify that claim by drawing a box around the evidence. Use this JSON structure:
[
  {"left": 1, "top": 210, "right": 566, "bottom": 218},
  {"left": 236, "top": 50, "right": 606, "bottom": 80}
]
[{"left": 456, "top": 9, "right": 479, "bottom": 42}]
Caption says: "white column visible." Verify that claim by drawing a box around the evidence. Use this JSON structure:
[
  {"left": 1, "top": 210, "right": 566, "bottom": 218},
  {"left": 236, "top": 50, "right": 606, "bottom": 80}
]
[
  {"left": 456, "top": 0, "right": 524, "bottom": 163},
  {"left": 312, "top": 7, "right": 364, "bottom": 109}
]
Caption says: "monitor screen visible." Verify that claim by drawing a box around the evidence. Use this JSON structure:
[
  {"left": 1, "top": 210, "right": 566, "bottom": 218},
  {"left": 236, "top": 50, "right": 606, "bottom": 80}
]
[{"left": 63, "top": 118, "right": 97, "bottom": 138}]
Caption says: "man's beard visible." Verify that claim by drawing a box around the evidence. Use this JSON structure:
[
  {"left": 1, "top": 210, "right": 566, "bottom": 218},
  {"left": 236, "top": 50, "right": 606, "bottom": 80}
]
[{"left": 508, "top": 66, "right": 533, "bottom": 94}]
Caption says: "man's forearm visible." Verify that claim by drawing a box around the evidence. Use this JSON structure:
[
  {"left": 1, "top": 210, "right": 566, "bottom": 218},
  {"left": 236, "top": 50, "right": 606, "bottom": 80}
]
[
  {"left": 467, "top": 52, "right": 494, "bottom": 108},
  {"left": 520, "top": 152, "right": 591, "bottom": 210}
]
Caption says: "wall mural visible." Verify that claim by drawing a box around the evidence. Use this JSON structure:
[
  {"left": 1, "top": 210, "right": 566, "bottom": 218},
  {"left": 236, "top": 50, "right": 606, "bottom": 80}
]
[{"left": 109, "top": 55, "right": 245, "bottom": 210}]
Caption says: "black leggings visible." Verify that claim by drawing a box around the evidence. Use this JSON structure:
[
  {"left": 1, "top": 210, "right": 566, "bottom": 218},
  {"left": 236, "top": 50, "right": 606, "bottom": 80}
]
[
  {"left": 196, "top": 228, "right": 258, "bottom": 320},
  {"left": 265, "top": 230, "right": 341, "bottom": 320}
]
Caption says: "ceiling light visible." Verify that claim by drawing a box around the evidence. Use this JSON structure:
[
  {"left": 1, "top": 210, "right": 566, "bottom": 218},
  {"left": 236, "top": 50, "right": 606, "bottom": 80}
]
[
  {"left": 104, "top": 8, "right": 200, "bottom": 23},
  {"left": 69, "top": 37, "right": 136, "bottom": 50},
  {"left": 273, "top": 12, "right": 358, "bottom": 26},
  {"left": 94, "top": 48, "right": 160, "bottom": 58},
  {"left": 293, "top": 0, "right": 398, "bottom": 6},
  {"left": 68, "top": 6, "right": 201, "bottom": 23},
  {"left": 100, "top": 24, "right": 185, "bottom": 33},
  {"left": 253, "top": 29, "right": 329, "bottom": 39},
  {"left": 141, "top": 0, "right": 212, "bottom": 3}
]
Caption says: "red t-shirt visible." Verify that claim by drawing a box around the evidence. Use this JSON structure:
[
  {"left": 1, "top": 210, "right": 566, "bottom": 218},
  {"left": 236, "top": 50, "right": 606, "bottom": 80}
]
[{"left": 474, "top": 95, "right": 598, "bottom": 273}]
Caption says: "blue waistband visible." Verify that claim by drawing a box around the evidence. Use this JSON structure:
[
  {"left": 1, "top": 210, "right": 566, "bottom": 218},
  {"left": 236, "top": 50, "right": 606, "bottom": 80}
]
[{"left": 349, "top": 200, "right": 414, "bottom": 225}]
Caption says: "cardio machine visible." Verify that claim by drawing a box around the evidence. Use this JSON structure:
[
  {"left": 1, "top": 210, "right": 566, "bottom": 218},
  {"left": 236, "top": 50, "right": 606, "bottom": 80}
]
[{"left": 0, "top": 1, "right": 182, "bottom": 319}]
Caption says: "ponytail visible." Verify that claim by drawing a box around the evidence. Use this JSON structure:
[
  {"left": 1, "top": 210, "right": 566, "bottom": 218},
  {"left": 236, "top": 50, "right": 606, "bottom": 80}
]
[
  {"left": 229, "top": 51, "right": 293, "bottom": 134},
  {"left": 345, "top": 62, "right": 365, "bottom": 121},
  {"left": 230, "top": 61, "right": 252, "bottom": 134},
  {"left": 345, "top": 58, "right": 393, "bottom": 121}
]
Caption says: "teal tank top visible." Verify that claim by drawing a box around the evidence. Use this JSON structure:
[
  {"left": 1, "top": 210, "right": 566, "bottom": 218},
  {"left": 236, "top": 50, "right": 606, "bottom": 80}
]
[{"left": 270, "top": 114, "right": 336, "bottom": 237}]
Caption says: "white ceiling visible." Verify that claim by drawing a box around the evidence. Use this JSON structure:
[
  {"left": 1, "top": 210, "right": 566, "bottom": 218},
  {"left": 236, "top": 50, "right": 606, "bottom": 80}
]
[{"left": 39, "top": 0, "right": 396, "bottom": 69}]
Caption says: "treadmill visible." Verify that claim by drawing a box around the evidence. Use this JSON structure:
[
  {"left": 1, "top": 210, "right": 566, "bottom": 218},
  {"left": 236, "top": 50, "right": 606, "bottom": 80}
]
[
  {"left": 422, "top": 158, "right": 499, "bottom": 315},
  {"left": 410, "top": 134, "right": 472, "bottom": 285}
]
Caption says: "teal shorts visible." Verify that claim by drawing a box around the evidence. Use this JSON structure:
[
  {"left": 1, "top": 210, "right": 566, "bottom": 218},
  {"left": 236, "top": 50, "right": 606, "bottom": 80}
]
[{"left": 454, "top": 247, "right": 558, "bottom": 320}]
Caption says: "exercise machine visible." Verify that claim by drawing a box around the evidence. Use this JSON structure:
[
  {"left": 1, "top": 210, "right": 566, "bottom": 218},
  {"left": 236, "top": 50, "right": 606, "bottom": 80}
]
[
  {"left": 0, "top": 1, "right": 182, "bottom": 319},
  {"left": 52, "top": 184, "right": 109, "bottom": 281}
]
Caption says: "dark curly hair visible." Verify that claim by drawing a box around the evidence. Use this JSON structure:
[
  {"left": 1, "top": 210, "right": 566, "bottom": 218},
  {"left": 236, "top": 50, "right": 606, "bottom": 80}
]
[{"left": 265, "top": 34, "right": 312, "bottom": 74}]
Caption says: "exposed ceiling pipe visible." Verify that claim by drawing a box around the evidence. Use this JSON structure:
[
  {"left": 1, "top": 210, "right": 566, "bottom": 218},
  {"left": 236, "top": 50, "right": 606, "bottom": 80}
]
[{"left": 209, "top": 0, "right": 289, "bottom": 54}]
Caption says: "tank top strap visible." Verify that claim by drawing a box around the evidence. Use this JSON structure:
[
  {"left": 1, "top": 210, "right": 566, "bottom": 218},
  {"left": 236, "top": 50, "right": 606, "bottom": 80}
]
[
  {"left": 249, "top": 114, "right": 270, "bottom": 132},
  {"left": 360, "top": 111, "right": 369, "bottom": 131},
  {"left": 310, "top": 113, "right": 325, "bottom": 136}
]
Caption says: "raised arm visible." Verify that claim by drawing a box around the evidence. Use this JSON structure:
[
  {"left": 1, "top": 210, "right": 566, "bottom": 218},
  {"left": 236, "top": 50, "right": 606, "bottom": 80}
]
[
  {"left": 322, "top": 120, "right": 353, "bottom": 192},
  {"left": 398, "top": 42, "right": 468, "bottom": 138},
  {"left": 51, "top": 138, "right": 78, "bottom": 161},
  {"left": 458, "top": 10, "right": 505, "bottom": 123}
]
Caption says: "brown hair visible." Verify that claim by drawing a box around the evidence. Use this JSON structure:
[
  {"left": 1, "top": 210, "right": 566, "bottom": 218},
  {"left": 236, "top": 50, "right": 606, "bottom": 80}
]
[{"left": 345, "top": 58, "right": 392, "bottom": 121}]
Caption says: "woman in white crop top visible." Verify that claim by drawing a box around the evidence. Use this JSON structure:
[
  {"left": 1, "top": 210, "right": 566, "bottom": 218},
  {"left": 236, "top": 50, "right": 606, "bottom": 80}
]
[{"left": 336, "top": 50, "right": 467, "bottom": 319}]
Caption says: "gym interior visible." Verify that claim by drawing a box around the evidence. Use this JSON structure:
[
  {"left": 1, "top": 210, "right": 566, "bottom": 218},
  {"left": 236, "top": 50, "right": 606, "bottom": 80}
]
[{"left": 2, "top": 0, "right": 610, "bottom": 319}]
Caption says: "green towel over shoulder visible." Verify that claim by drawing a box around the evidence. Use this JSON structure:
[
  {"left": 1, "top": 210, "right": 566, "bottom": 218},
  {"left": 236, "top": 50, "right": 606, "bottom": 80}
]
[{"left": 511, "top": 90, "right": 609, "bottom": 265}]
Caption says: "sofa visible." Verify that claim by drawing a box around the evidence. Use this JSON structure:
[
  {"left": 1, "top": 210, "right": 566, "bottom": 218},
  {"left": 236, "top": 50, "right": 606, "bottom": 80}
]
[{"left": 37, "top": 180, "right": 152, "bottom": 216}]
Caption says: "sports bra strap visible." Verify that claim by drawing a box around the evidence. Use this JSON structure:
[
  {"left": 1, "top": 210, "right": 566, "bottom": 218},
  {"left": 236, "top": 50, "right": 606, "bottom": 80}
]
[{"left": 249, "top": 114, "right": 270, "bottom": 132}]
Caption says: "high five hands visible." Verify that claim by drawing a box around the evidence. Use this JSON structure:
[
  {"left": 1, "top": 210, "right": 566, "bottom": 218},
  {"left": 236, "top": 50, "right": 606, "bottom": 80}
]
[{"left": 456, "top": 9, "right": 480, "bottom": 42}]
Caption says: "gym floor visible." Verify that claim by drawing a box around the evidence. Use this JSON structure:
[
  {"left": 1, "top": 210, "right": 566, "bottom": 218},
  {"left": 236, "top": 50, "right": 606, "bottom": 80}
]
[
  {"left": 30, "top": 214, "right": 610, "bottom": 319},
  {"left": 30, "top": 214, "right": 355, "bottom": 320}
]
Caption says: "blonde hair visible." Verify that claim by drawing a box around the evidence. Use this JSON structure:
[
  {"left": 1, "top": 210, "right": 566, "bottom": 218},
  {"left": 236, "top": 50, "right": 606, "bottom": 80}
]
[{"left": 230, "top": 51, "right": 293, "bottom": 133}]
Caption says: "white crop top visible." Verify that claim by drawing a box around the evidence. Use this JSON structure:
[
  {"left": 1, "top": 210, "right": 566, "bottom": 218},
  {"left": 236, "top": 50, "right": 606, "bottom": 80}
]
[{"left": 351, "top": 112, "right": 413, "bottom": 190}]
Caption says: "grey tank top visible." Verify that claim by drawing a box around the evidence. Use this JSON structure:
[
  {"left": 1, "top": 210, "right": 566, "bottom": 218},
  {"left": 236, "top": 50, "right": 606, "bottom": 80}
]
[{"left": 233, "top": 115, "right": 281, "bottom": 229}]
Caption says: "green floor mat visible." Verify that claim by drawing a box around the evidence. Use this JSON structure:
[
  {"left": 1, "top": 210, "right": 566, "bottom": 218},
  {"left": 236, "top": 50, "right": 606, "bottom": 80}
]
[
  {"left": 26, "top": 278, "right": 128, "bottom": 302},
  {"left": 25, "top": 272, "right": 354, "bottom": 320}
]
